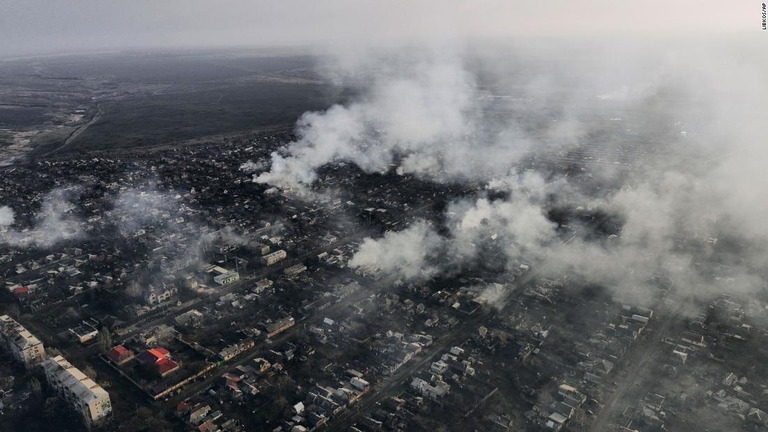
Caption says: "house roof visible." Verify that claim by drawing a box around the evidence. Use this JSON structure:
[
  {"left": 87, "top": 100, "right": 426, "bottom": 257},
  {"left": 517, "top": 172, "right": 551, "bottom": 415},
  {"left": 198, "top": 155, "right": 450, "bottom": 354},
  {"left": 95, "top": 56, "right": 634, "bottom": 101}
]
[
  {"left": 548, "top": 412, "right": 568, "bottom": 424},
  {"left": 176, "top": 401, "right": 189, "bottom": 413},
  {"left": 749, "top": 408, "right": 767, "bottom": 422},
  {"left": 157, "top": 358, "right": 179, "bottom": 375},
  {"left": 139, "top": 347, "right": 169, "bottom": 360},
  {"left": 222, "top": 373, "right": 241, "bottom": 382},
  {"left": 138, "top": 347, "right": 175, "bottom": 373},
  {"left": 148, "top": 347, "right": 170, "bottom": 359},
  {"left": 198, "top": 419, "right": 217, "bottom": 432},
  {"left": 106, "top": 345, "right": 133, "bottom": 362}
]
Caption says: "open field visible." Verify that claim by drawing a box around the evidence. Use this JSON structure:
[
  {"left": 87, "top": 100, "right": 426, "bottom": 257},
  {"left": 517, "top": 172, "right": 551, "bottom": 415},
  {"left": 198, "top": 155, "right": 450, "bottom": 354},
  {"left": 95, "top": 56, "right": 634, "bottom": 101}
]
[
  {"left": 66, "top": 81, "right": 334, "bottom": 152},
  {"left": 0, "top": 49, "right": 347, "bottom": 162}
]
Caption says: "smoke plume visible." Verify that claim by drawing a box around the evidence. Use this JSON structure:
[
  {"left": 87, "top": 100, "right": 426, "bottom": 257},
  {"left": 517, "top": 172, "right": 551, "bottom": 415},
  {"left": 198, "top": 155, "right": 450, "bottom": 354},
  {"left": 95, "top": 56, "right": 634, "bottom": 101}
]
[
  {"left": 255, "top": 52, "right": 548, "bottom": 191},
  {"left": 258, "top": 37, "right": 767, "bottom": 306},
  {"left": 349, "top": 221, "right": 442, "bottom": 281},
  {"left": 0, "top": 187, "right": 84, "bottom": 248},
  {"left": 0, "top": 206, "right": 13, "bottom": 228}
]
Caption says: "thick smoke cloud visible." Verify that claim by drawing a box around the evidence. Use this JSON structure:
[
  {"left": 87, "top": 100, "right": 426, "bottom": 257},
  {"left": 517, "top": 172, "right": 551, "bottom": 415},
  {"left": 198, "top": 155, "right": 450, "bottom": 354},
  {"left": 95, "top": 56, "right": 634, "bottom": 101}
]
[
  {"left": 257, "top": 55, "right": 474, "bottom": 189},
  {"left": 541, "top": 48, "right": 768, "bottom": 303},
  {"left": 348, "top": 171, "right": 559, "bottom": 282},
  {"left": 256, "top": 52, "right": 543, "bottom": 191},
  {"left": 264, "top": 38, "right": 768, "bottom": 308},
  {"left": 0, "top": 206, "right": 13, "bottom": 227},
  {"left": 0, "top": 187, "right": 84, "bottom": 248},
  {"left": 349, "top": 221, "right": 441, "bottom": 281},
  {"left": 446, "top": 195, "right": 556, "bottom": 262}
]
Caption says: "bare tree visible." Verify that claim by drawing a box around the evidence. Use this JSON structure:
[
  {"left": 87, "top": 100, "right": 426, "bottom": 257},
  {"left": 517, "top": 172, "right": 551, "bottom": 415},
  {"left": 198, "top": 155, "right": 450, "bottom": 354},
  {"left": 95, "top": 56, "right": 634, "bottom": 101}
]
[
  {"left": 126, "top": 281, "right": 143, "bottom": 298},
  {"left": 82, "top": 365, "right": 97, "bottom": 380},
  {"left": 29, "top": 376, "right": 42, "bottom": 396},
  {"left": 43, "top": 397, "right": 60, "bottom": 418},
  {"left": 98, "top": 326, "right": 112, "bottom": 353}
]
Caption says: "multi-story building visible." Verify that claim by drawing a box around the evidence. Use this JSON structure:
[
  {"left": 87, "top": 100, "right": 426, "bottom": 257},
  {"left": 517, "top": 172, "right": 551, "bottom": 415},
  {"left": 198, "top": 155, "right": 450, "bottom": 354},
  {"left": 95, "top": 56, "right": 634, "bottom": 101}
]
[
  {"left": 284, "top": 264, "right": 307, "bottom": 277},
  {"left": 69, "top": 322, "right": 99, "bottom": 344},
  {"left": 214, "top": 271, "right": 240, "bottom": 285},
  {"left": 203, "top": 264, "right": 240, "bottom": 285},
  {"left": 0, "top": 314, "right": 45, "bottom": 367},
  {"left": 266, "top": 316, "right": 295, "bottom": 338},
  {"left": 144, "top": 284, "right": 178, "bottom": 305},
  {"left": 136, "top": 347, "right": 180, "bottom": 377},
  {"left": 262, "top": 250, "right": 287, "bottom": 266},
  {"left": 42, "top": 355, "right": 112, "bottom": 426}
]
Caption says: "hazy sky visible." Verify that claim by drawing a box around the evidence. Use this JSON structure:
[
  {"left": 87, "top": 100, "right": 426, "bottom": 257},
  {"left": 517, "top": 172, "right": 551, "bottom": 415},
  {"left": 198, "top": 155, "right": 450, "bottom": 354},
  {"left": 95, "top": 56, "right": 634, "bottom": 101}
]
[{"left": 0, "top": 1, "right": 757, "bottom": 57}]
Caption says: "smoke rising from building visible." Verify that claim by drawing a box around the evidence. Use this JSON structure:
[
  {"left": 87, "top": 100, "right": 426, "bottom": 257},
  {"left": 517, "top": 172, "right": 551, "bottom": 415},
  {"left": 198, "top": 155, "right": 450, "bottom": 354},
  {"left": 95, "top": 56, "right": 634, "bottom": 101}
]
[
  {"left": 0, "top": 206, "right": 14, "bottom": 228},
  {"left": 257, "top": 37, "right": 768, "bottom": 306},
  {"left": 349, "top": 221, "right": 441, "bottom": 281},
  {"left": 0, "top": 187, "right": 85, "bottom": 248}
]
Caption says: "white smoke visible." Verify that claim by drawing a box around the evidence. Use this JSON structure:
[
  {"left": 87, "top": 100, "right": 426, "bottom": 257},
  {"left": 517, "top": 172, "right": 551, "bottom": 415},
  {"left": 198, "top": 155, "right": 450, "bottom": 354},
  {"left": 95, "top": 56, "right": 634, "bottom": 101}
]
[
  {"left": 109, "top": 187, "right": 253, "bottom": 273},
  {"left": 476, "top": 283, "right": 508, "bottom": 310},
  {"left": 256, "top": 53, "right": 543, "bottom": 190},
  {"left": 349, "top": 171, "right": 560, "bottom": 281},
  {"left": 108, "top": 189, "right": 177, "bottom": 235},
  {"left": 349, "top": 221, "right": 442, "bottom": 281},
  {"left": 0, "top": 206, "right": 13, "bottom": 228},
  {"left": 239, "top": 160, "right": 266, "bottom": 174},
  {"left": 446, "top": 195, "right": 556, "bottom": 263},
  {"left": 0, "top": 187, "right": 84, "bottom": 248},
  {"left": 256, "top": 37, "right": 767, "bottom": 307}
]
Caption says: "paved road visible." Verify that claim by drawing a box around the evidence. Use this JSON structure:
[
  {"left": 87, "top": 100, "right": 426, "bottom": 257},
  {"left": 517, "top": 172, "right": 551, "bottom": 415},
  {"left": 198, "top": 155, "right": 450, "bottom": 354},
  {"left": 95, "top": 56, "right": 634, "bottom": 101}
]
[
  {"left": 328, "top": 309, "right": 491, "bottom": 429},
  {"left": 323, "top": 215, "right": 612, "bottom": 429},
  {"left": 128, "top": 186, "right": 466, "bottom": 404},
  {"left": 587, "top": 299, "right": 684, "bottom": 432},
  {"left": 39, "top": 104, "right": 103, "bottom": 157},
  {"left": 325, "top": 241, "right": 572, "bottom": 429}
]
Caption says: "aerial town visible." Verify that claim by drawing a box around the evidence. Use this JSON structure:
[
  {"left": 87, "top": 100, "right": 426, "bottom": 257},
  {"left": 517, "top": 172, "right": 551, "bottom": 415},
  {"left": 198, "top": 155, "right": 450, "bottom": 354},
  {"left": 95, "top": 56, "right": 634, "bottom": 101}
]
[
  {"left": 0, "top": 4, "right": 766, "bottom": 432},
  {"left": 2, "top": 104, "right": 768, "bottom": 432}
]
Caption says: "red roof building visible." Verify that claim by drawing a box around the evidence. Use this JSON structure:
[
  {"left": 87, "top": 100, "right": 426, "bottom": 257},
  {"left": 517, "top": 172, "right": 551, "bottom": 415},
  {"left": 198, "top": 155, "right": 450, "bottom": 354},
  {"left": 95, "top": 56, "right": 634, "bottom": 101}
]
[
  {"left": 156, "top": 357, "right": 179, "bottom": 376},
  {"left": 12, "top": 286, "right": 30, "bottom": 296},
  {"left": 137, "top": 347, "right": 180, "bottom": 377},
  {"left": 175, "top": 401, "right": 189, "bottom": 416},
  {"left": 106, "top": 345, "right": 135, "bottom": 365},
  {"left": 148, "top": 347, "right": 170, "bottom": 359}
]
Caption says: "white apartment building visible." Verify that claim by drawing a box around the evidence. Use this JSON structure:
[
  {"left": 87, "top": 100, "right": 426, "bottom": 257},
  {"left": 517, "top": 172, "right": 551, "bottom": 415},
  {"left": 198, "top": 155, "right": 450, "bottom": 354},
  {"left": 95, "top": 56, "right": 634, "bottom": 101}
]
[
  {"left": 42, "top": 355, "right": 112, "bottom": 426},
  {"left": 0, "top": 314, "right": 45, "bottom": 367},
  {"left": 263, "top": 249, "right": 287, "bottom": 266}
]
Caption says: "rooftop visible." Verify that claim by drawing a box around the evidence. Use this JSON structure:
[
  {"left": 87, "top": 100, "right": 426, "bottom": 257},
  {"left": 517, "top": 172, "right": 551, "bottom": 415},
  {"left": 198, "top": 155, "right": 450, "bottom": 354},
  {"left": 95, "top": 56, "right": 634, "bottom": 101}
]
[{"left": 42, "top": 355, "right": 109, "bottom": 405}]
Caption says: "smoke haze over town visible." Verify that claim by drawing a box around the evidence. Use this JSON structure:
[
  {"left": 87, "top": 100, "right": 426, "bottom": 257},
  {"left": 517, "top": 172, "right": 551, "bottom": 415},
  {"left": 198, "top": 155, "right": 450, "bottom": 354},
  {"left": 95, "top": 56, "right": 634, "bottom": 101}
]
[{"left": 0, "top": 2, "right": 766, "bottom": 431}]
